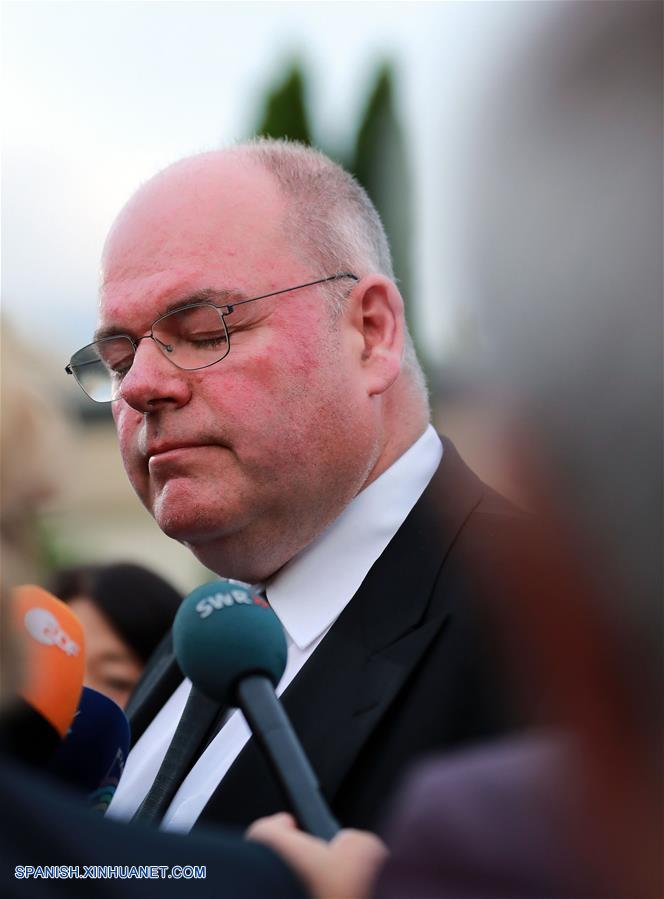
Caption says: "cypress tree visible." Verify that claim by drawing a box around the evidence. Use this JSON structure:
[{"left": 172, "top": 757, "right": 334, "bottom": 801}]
[
  {"left": 351, "top": 65, "right": 422, "bottom": 363},
  {"left": 253, "top": 62, "right": 313, "bottom": 145}
]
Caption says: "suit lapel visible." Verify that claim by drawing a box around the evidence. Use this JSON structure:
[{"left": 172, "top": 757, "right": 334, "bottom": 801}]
[{"left": 198, "top": 436, "right": 486, "bottom": 828}]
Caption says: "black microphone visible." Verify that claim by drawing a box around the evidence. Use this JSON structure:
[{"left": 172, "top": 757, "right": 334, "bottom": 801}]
[
  {"left": 132, "top": 685, "right": 221, "bottom": 824},
  {"left": 133, "top": 578, "right": 276, "bottom": 825},
  {"left": 173, "top": 579, "right": 340, "bottom": 841}
]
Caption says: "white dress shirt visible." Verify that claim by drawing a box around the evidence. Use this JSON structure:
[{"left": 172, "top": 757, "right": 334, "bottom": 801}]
[{"left": 108, "top": 425, "right": 442, "bottom": 832}]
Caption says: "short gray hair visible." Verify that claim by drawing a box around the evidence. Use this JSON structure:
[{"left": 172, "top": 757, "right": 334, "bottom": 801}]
[{"left": 237, "top": 138, "right": 427, "bottom": 397}]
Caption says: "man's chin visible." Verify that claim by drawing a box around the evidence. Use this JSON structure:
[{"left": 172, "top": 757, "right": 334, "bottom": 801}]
[
  {"left": 152, "top": 503, "right": 265, "bottom": 581},
  {"left": 150, "top": 484, "right": 239, "bottom": 545},
  {"left": 154, "top": 507, "right": 224, "bottom": 544}
]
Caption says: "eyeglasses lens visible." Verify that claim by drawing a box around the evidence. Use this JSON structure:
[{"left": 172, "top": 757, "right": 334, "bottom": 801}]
[
  {"left": 68, "top": 305, "right": 229, "bottom": 403},
  {"left": 153, "top": 305, "right": 229, "bottom": 369}
]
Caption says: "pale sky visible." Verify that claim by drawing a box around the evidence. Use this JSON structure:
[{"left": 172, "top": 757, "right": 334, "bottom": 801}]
[{"left": 2, "top": 1, "right": 548, "bottom": 371}]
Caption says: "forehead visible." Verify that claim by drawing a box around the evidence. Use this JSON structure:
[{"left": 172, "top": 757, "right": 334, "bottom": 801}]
[{"left": 99, "top": 154, "right": 306, "bottom": 325}]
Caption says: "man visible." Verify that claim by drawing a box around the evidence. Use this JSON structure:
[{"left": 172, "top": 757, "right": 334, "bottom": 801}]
[{"left": 66, "top": 140, "right": 523, "bottom": 833}]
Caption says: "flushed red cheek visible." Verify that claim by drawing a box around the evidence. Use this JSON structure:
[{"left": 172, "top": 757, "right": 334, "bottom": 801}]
[{"left": 200, "top": 350, "right": 285, "bottom": 411}]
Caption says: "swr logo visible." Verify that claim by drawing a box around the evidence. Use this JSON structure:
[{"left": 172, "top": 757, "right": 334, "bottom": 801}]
[{"left": 196, "top": 588, "right": 256, "bottom": 619}]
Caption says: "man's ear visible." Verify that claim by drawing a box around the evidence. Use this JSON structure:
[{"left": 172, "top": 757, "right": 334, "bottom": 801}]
[{"left": 347, "top": 275, "right": 405, "bottom": 396}]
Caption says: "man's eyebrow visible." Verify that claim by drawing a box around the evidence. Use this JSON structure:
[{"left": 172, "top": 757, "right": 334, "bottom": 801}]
[
  {"left": 162, "top": 287, "right": 249, "bottom": 312},
  {"left": 94, "top": 287, "right": 250, "bottom": 341}
]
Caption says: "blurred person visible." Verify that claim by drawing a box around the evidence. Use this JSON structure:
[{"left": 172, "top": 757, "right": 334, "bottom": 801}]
[
  {"left": 0, "top": 319, "right": 70, "bottom": 606},
  {"left": 0, "top": 317, "right": 72, "bottom": 699},
  {"left": 1, "top": 749, "right": 311, "bottom": 899},
  {"left": 47, "top": 563, "right": 183, "bottom": 708},
  {"left": 460, "top": 4, "right": 663, "bottom": 893},
  {"left": 66, "top": 139, "right": 528, "bottom": 834}
]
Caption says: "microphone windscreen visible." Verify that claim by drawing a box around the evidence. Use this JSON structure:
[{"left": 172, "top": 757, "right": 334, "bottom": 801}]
[
  {"left": 47, "top": 686, "right": 130, "bottom": 812},
  {"left": 173, "top": 579, "right": 287, "bottom": 705},
  {"left": 11, "top": 585, "right": 85, "bottom": 738}
]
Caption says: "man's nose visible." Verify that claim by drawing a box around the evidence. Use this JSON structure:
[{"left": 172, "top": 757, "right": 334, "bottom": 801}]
[{"left": 118, "top": 338, "right": 191, "bottom": 412}]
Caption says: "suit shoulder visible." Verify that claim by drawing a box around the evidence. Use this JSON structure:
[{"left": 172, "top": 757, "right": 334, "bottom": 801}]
[
  {"left": 472, "top": 482, "right": 529, "bottom": 525},
  {"left": 456, "top": 478, "right": 531, "bottom": 559}
]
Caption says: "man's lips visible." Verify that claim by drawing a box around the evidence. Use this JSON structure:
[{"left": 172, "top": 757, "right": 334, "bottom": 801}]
[{"left": 146, "top": 442, "right": 214, "bottom": 463}]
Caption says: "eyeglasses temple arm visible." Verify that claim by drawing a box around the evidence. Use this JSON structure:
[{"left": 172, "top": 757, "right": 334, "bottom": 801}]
[{"left": 221, "top": 272, "right": 358, "bottom": 315}]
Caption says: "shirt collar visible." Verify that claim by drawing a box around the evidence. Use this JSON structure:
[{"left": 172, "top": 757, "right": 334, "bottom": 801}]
[{"left": 265, "top": 425, "right": 443, "bottom": 650}]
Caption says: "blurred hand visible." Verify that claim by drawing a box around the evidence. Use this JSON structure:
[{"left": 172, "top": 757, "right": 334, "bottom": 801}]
[{"left": 247, "top": 812, "right": 388, "bottom": 899}]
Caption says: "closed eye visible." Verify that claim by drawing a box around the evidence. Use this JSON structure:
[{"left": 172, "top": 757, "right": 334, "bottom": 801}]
[{"left": 188, "top": 334, "right": 228, "bottom": 348}]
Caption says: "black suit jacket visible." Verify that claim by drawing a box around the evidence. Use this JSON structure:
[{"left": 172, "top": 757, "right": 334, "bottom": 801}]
[{"left": 126, "top": 437, "right": 526, "bottom": 833}]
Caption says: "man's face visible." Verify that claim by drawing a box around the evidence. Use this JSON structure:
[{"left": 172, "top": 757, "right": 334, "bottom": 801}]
[{"left": 99, "top": 155, "right": 377, "bottom": 581}]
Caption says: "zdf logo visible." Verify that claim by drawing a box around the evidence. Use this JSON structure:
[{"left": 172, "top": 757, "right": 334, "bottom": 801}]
[{"left": 24, "top": 608, "right": 81, "bottom": 656}]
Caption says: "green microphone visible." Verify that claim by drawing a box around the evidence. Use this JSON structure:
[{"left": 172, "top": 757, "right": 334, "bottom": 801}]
[
  {"left": 133, "top": 579, "right": 285, "bottom": 826},
  {"left": 174, "top": 579, "right": 340, "bottom": 841},
  {"left": 174, "top": 580, "right": 287, "bottom": 701}
]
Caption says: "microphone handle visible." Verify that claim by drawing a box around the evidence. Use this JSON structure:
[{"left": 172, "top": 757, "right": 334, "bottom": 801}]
[
  {"left": 237, "top": 675, "right": 340, "bottom": 841},
  {"left": 133, "top": 687, "right": 223, "bottom": 825}
]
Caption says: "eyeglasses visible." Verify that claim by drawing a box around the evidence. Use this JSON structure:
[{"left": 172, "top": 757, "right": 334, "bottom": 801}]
[{"left": 65, "top": 272, "right": 358, "bottom": 403}]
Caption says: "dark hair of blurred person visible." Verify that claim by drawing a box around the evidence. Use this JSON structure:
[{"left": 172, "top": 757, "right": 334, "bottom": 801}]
[{"left": 47, "top": 563, "right": 183, "bottom": 708}]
